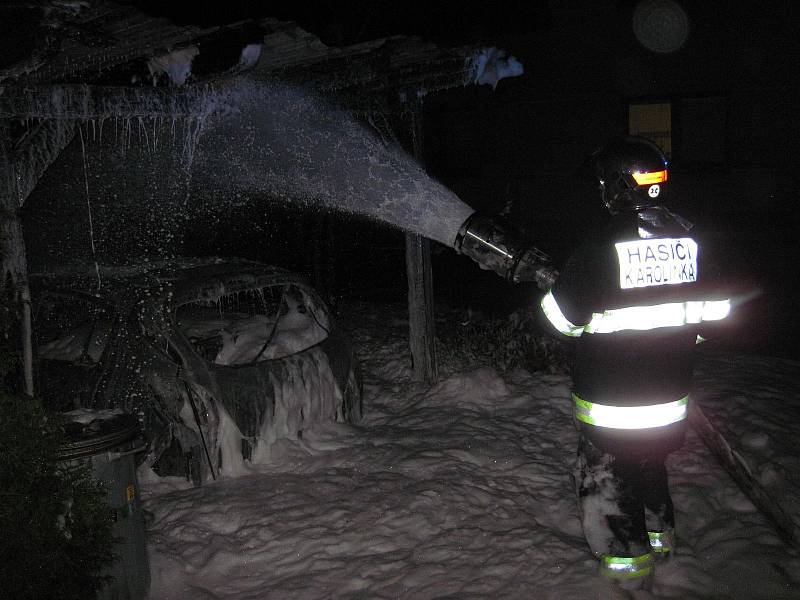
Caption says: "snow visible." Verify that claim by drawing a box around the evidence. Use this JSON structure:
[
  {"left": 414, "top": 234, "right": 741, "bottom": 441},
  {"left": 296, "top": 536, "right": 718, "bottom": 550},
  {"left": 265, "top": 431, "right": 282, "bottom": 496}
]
[
  {"left": 239, "top": 44, "right": 263, "bottom": 69},
  {"left": 142, "top": 302, "right": 800, "bottom": 599},
  {"left": 467, "top": 48, "right": 524, "bottom": 89},
  {"left": 147, "top": 47, "right": 200, "bottom": 86}
]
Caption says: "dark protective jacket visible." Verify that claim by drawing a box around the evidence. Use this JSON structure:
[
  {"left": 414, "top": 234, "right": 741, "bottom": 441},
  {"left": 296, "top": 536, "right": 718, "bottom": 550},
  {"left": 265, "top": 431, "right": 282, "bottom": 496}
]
[{"left": 541, "top": 207, "right": 731, "bottom": 457}]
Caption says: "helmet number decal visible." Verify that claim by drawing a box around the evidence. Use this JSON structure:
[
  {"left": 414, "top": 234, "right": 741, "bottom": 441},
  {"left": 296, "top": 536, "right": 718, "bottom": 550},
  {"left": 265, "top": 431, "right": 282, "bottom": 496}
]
[
  {"left": 615, "top": 237, "right": 698, "bottom": 289},
  {"left": 648, "top": 184, "right": 661, "bottom": 198}
]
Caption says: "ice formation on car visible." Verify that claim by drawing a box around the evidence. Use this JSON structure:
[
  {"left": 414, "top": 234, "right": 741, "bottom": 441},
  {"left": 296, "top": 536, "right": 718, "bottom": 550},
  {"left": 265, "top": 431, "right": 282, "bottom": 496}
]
[
  {"left": 177, "top": 284, "right": 330, "bottom": 365},
  {"left": 189, "top": 346, "right": 344, "bottom": 476},
  {"left": 38, "top": 320, "right": 112, "bottom": 362}
]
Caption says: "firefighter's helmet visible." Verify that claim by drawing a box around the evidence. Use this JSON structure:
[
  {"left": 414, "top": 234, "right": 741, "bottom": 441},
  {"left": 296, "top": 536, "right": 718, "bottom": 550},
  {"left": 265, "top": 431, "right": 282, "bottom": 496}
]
[{"left": 593, "top": 136, "right": 669, "bottom": 213}]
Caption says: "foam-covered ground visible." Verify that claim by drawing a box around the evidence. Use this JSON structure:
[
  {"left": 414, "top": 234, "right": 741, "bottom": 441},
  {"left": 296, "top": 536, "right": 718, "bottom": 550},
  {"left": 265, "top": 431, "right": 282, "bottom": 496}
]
[{"left": 142, "top": 303, "right": 800, "bottom": 599}]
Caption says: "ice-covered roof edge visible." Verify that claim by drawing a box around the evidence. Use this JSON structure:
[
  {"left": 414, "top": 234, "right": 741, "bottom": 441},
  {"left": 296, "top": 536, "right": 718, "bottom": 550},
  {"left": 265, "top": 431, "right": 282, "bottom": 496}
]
[{"left": 465, "top": 47, "right": 524, "bottom": 90}]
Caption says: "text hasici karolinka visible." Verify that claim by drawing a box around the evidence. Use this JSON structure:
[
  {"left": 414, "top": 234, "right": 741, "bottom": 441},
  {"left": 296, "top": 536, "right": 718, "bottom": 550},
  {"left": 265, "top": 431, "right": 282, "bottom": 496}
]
[{"left": 615, "top": 238, "right": 697, "bottom": 290}]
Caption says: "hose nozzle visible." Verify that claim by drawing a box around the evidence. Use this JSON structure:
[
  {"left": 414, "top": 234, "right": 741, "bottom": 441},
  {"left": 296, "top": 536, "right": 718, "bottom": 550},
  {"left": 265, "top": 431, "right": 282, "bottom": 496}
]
[{"left": 454, "top": 213, "right": 557, "bottom": 289}]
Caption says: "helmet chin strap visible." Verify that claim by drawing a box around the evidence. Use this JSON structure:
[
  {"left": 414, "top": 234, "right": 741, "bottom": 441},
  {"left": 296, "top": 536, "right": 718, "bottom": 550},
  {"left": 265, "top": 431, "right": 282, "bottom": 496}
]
[{"left": 599, "top": 181, "right": 618, "bottom": 214}]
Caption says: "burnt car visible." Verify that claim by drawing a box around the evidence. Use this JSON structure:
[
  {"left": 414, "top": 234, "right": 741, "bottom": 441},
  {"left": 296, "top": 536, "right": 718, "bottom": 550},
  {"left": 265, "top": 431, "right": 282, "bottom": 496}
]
[{"left": 32, "top": 258, "right": 363, "bottom": 484}]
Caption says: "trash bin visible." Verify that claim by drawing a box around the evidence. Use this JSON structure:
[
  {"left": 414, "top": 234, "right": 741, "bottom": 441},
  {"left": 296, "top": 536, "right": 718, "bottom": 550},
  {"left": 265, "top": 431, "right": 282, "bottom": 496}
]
[{"left": 60, "top": 410, "right": 151, "bottom": 600}]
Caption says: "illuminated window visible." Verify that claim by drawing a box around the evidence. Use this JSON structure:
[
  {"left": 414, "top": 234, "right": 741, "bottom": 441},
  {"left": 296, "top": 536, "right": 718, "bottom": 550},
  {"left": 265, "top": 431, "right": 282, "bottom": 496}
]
[{"left": 629, "top": 102, "right": 671, "bottom": 156}]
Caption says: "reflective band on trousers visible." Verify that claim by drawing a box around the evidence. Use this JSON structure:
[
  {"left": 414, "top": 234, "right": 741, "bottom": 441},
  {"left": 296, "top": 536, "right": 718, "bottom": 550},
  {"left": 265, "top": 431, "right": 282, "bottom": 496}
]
[
  {"left": 648, "top": 531, "right": 670, "bottom": 553},
  {"left": 540, "top": 290, "right": 731, "bottom": 336},
  {"left": 601, "top": 553, "right": 654, "bottom": 579},
  {"left": 573, "top": 393, "right": 688, "bottom": 429}
]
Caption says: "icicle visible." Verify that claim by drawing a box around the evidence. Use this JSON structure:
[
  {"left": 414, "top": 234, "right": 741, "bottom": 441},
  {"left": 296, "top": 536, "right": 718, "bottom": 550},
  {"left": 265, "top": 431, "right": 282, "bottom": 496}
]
[
  {"left": 78, "top": 125, "right": 102, "bottom": 294},
  {"left": 123, "top": 118, "right": 132, "bottom": 156},
  {"left": 152, "top": 116, "right": 159, "bottom": 151},
  {"left": 138, "top": 116, "right": 151, "bottom": 153}
]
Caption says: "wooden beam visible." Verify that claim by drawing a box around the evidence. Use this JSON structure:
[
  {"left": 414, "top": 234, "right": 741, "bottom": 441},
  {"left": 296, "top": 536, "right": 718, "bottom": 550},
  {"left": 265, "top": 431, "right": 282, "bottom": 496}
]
[
  {"left": 0, "top": 22, "right": 484, "bottom": 119},
  {"left": 7, "top": 1, "right": 202, "bottom": 85},
  {"left": 254, "top": 34, "right": 480, "bottom": 99},
  {"left": 0, "top": 83, "right": 233, "bottom": 120}
]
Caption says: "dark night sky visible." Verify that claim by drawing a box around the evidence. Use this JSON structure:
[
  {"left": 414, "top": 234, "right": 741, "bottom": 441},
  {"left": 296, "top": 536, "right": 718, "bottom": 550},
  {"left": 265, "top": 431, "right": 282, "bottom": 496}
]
[{"left": 118, "top": 0, "right": 549, "bottom": 45}]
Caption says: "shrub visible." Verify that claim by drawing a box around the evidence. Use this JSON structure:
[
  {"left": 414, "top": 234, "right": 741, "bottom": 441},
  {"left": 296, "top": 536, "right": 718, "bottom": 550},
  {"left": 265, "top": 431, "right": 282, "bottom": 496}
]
[
  {"left": 436, "top": 307, "right": 572, "bottom": 375},
  {"left": 0, "top": 392, "right": 116, "bottom": 600}
]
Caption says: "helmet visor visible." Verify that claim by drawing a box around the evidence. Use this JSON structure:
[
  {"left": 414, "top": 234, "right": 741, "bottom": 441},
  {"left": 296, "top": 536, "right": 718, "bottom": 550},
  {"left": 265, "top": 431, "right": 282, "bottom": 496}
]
[{"left": 631, "top": 169, "right": 668, "bottom": 185}]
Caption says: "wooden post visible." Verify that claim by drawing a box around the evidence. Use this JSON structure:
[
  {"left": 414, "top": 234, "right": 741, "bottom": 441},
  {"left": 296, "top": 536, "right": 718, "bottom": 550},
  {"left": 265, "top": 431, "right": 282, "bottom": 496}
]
[
  {"left": 406, "top": 233, "right": 438, "bottom": 383},
  {"left": 0, "top": 215, "right": 35, "bottom": 396},
  {"left": 405, "top": 104, "right": 438, "bottom": 384},
  {"left": 19, "top": 282, "right": 34, "bottom": 396},
  {"left": 1, "top": 119, "right": 74, "bottom": 397},
  {"left": 1, "top": 126, "right": 34, "bottom": 396}
]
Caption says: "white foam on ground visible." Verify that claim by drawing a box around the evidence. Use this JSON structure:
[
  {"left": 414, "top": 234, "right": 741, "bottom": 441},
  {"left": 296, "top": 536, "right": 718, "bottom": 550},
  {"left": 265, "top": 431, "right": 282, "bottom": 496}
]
[{"left": 143, "top": 302, "right": 800, "bottom": 599}]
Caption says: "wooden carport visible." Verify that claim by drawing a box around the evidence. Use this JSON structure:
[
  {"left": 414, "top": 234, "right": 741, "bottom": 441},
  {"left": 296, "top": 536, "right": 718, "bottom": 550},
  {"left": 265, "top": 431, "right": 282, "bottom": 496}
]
[{"left": 0, "top": 0, "right": 520, "bottom": 393}]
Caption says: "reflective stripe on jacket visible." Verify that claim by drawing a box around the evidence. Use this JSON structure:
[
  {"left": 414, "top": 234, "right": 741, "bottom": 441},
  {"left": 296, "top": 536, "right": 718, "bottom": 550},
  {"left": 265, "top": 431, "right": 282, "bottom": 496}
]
[{"left": 541, "top": 290, "right": 730, "bottom": 337}]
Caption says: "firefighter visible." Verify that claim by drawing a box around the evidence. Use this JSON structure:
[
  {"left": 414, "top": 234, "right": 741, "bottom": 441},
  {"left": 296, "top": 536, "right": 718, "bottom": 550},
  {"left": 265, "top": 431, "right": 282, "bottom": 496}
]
[{"left": 539, "top": 136, "right": 731, "bottom": 587}]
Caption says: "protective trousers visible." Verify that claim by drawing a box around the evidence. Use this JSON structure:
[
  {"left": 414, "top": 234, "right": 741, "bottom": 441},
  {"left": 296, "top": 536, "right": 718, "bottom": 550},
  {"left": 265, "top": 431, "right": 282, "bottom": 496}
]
[{"left": 573, "top": 432, "right": 675, "bottom": 582}]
